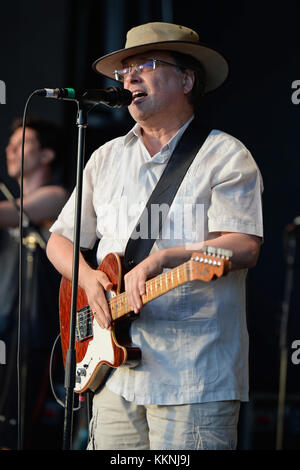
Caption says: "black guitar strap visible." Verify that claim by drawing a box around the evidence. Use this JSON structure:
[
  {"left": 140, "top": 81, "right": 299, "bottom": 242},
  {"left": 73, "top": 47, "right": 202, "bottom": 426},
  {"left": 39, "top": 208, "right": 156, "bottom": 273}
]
[{"left": 124, "top": 115, "right": 210, "bottom": 271}]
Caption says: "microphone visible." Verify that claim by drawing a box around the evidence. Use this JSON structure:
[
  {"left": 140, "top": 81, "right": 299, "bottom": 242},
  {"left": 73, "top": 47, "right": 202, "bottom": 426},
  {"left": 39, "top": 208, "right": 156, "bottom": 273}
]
[{"left": 35, "top": 87, "right": 132, "bottom": 108}]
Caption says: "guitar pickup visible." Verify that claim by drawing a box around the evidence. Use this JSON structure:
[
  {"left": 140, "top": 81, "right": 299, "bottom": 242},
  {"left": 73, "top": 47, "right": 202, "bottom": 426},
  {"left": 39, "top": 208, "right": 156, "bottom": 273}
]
[{"left": 76, "top": 307, "right": 93, "bottom": 342}]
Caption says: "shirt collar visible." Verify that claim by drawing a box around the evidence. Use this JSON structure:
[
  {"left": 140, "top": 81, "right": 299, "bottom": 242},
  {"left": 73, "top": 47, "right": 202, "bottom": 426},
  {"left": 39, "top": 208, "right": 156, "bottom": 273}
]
[{"left": 123, "top": 115, "right": 195, "bottom": 154}]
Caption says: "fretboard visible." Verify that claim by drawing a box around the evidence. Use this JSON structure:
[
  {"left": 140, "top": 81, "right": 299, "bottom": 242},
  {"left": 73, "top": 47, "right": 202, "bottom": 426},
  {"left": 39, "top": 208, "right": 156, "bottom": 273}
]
[{"left": 109, "top": 260, "right": 192, "bottom": 321}]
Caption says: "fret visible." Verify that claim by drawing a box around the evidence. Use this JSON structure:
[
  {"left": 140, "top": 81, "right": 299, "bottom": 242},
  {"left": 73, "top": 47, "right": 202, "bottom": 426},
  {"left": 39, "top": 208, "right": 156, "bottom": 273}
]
[
  {"left": 109, "top": 259, "right": 218, "bottom": 320},
  {"left": 117, "top": 298, "right": 121, "bottom": 318},
  {"left": 70, "top": 251, "right": 231, "bottom": 347},
  {"left": 60, "top": 249, "right": 231, "bottom": 394},
  {"left": 109, "top": 298, "right": 115, "bottom": 320},
  {"left": 122, "top": 295, "right": 129, "bottom": 316},
  {"left": 184, "top": 261, "right": 188, "bottom": 283}
]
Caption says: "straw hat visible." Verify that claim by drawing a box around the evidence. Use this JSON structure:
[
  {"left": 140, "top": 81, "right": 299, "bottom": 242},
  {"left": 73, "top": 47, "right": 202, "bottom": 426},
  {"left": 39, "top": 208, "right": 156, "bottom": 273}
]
[{"left": 92, "top": 22, "right": 229, "bottom": 93}]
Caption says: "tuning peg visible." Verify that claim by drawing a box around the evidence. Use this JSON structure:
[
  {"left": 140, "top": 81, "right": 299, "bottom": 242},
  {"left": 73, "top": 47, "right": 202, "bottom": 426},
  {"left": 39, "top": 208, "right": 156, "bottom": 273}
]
[
  {"left": 206, "top": 246, "right": 216, "bottom": 255},
  {"left": 219, "top": 248, "right": 232, "bottom": 259},
  {"left": 202, "top": 246, "right": 232, "bottom": 259}
]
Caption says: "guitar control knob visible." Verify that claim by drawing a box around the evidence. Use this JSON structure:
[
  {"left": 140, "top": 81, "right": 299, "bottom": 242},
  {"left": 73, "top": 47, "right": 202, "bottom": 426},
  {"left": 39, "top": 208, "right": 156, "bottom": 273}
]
[{"left": 77, "top": 368, "right": 87, "bottom": 376}]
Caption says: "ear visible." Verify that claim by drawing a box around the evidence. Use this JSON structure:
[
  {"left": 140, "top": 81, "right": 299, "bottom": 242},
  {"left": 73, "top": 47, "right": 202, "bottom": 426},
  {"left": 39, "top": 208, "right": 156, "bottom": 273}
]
[
  {"left": 40, "top": 148, "right": 55, "bottom": 166},
  {"left": 182, "top": 69, "right": 195, "bottom": 95}
]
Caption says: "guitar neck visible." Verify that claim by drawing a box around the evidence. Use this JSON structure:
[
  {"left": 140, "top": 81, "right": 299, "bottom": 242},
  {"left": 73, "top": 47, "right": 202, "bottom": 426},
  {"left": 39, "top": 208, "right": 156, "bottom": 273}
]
[
  {"left": 72, "top": 248, "right": 231, "bottom": 343},
  {"left": 109, "top": 261, "right": 192, "bottom": 321}
]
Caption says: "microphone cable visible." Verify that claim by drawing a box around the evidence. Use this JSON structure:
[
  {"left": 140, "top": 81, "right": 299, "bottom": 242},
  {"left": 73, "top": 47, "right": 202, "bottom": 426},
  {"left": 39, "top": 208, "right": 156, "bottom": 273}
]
[
  {"left": 16, "top": 89, "right": 91, "bottom": 449},
  {"left": 16, "top": 89, "right": 41, "bottom": 450},
  {"left": 16, "top": 85, "right": 126, "bottom": 448}
]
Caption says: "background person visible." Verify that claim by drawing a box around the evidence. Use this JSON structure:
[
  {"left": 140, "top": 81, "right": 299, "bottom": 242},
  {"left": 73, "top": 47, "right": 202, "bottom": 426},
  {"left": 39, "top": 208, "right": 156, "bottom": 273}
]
[{"left": 0, "top": 116, "right": 69, "bottom": 449}]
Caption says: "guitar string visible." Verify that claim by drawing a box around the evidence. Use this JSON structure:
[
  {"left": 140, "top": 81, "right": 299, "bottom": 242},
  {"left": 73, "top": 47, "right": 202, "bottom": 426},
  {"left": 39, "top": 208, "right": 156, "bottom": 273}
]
[
  {"left": 76, "top": 258, "right": 223, "bottom": 326},
  {"left": 76, "top": 256, "right": 226, "bottom": 332},
  {"left": 75, "top": 260, "right": 201, "bottom": 327}
]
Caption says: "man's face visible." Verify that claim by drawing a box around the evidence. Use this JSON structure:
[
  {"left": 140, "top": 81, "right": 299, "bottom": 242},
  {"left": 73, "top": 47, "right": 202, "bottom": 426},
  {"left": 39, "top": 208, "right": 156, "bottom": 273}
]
[
  {"left": 6, "top": 127, "right": 43, "bottom": 179},
  {"left": 122, "top": 51, "right": 189, "bottom": 124}
]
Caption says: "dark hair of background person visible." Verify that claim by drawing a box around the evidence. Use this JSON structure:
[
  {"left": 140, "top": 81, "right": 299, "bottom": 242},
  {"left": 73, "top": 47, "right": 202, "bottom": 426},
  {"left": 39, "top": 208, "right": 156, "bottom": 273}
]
[{"left": 11, "top": 115, "right": 66, "bottom": 186}]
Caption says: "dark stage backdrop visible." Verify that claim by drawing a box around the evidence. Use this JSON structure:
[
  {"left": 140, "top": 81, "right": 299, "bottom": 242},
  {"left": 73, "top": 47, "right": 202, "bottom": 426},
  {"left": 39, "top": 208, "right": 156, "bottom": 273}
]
[{"left": 0, "top": 0, "right": 299, "bottom": 450}]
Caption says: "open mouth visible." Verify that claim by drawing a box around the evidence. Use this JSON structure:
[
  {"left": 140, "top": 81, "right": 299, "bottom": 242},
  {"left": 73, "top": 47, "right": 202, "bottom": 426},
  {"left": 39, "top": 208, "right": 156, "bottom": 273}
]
[{"left": 132, "top": 91, "right": 147, "bottom": 102}]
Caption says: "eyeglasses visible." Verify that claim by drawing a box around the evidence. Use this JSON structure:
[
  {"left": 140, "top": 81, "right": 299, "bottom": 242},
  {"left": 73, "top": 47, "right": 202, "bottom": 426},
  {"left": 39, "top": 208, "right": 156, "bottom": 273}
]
[{"left": 114, "top": 59, "right": 181, "bottom": 82}]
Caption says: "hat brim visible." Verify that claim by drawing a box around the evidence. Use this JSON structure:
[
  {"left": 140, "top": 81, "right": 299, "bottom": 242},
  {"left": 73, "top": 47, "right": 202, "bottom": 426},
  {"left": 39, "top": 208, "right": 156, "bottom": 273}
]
[{"left": 92, "top": 40, "right": 229, "bottom": 93}]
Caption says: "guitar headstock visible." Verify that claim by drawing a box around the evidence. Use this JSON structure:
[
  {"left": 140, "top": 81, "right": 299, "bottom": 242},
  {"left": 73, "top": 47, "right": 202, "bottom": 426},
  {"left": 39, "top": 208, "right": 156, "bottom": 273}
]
[{"left": 189, "top": 246, "right": 232, "bottom": 282}]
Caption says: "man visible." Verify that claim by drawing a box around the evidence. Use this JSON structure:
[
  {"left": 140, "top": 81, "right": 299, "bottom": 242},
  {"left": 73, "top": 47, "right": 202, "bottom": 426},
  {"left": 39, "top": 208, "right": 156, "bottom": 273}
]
[
  {"left": 0, "top": 116, "right": 68, "bottom": 449},
  {"left": 46, "top": 22, "right": 263, "bottom": 450},
  {"left": 0, "top": 116, "right": 68, "bottom": 238}
]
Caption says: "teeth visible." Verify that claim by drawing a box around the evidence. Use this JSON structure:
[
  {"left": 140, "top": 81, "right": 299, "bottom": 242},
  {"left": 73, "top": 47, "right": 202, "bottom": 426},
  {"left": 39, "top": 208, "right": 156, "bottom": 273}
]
[{"left": 132, "top": 91, "right": 146, "bottom": 99}]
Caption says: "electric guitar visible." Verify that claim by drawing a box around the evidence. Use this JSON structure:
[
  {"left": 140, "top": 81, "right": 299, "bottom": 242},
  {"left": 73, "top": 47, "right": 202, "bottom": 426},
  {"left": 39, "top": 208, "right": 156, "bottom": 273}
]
[{"left": 59, "top": 246, "right": 232, "bottom": 393}]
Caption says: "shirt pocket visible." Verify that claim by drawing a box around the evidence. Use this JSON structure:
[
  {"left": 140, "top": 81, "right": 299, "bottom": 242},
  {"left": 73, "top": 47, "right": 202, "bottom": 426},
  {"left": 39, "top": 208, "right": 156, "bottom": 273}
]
[
  {"left": 143, "top": 280, "right": 217, "bottom": 322},
  {"left": 158, "top": 192, "right": 210, "bottom": 247},
  {"left": 147, "top": 319, "right": 219, "bottom": 387}
]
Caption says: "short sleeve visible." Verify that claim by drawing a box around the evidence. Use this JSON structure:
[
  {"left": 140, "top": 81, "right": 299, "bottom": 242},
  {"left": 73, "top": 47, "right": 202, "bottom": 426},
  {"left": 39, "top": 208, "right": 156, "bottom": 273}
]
[
  {"left": 207, "top": 139, "right": 263, "bottom": 237},
  {"left": 50, "top": 152, "right": 98, "bottom": 249}
]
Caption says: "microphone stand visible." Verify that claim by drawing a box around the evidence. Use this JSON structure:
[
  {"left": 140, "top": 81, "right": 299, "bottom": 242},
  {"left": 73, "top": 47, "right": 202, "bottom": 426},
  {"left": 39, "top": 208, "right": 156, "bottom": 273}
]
[
  {"left": 62, "top": 103, "right": 90, "bottom": 451},
  {"left": 276, "top": 225, "right": 297, "bottom": 449},
  {"left": 61, "top": 92, "right": 132, "bottom": 450}
]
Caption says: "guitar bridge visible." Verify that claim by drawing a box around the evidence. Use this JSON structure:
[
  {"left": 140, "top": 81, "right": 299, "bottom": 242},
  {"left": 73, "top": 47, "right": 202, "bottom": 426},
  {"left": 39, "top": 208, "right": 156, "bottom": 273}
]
[{"left": 76, "top": 307, "right": 93, "bottom": 342}]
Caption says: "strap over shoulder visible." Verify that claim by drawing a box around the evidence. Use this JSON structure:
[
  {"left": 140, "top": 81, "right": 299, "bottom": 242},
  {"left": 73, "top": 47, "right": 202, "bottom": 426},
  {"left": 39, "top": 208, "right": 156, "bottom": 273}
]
[{"left": 124, "top": 115, "right": 210, "bottom": 271}]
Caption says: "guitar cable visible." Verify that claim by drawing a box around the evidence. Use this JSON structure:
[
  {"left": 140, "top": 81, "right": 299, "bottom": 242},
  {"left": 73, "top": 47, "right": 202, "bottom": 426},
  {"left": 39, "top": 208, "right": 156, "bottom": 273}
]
[
  {"left": 49, "top": 333, "right": 81, "bottom": 411},
  {"left": 49, "top": 334, "right": 89, "bottom": 448}
]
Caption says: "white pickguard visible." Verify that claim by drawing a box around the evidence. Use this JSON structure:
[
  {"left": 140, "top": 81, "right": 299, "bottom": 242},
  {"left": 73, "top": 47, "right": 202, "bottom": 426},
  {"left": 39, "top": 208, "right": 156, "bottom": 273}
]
[
  {"left": 75, "top": 320, "right": 115, "bottom": 392},
  {"left": 74, "top": 290, "right": 117, "bottom": 393}
]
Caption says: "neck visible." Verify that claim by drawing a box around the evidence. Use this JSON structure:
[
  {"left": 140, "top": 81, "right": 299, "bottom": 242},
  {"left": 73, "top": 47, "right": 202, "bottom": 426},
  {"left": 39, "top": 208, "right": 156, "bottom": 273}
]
[
  {"left": 139, "top": 109, "right": 194, "bottom": 157},
  {"left": 18, "top": 167, "right": 52, "bottom": 195}
]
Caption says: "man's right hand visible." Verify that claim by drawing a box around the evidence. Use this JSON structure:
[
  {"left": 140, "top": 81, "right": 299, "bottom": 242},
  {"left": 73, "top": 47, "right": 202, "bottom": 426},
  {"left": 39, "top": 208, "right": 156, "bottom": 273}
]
[
  {"left": 46, "top": 232, "right": 113, "bottom": 330},
  {"left": 80, "top": 268, "right": 113, "bottom": 330}
]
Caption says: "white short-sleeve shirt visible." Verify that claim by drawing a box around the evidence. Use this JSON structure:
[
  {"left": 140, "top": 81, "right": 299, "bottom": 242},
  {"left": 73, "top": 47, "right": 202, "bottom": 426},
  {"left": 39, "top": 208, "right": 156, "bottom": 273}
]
[{"left": 50, "top": 117, "right": 263, "bottom": 405}]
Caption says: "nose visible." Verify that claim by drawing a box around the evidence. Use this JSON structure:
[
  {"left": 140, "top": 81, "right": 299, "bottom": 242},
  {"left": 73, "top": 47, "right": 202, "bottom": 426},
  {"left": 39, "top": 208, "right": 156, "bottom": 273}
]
[
  {"left": 6, "top": 143, "right": 13, "bottom": 154},
  {"left": 124, "top": 67, "right": 142, "bottom": 84},
  {"left": 6, "top": 144, "right": 16, "bottom": 156}
]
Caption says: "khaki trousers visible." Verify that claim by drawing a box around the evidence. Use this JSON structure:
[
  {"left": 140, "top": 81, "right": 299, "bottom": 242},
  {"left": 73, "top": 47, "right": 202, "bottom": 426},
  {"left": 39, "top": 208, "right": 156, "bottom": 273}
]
[{"left": 87, "top": 386, "right": 240, "bottom": 450}]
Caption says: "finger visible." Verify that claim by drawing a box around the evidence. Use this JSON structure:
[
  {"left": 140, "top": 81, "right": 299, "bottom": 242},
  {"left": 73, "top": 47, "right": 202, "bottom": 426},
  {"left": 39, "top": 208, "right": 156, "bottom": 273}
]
[
  {"left": 96, "top": 270, "right": 113, "bottom": 291},
  {"left": 138, "top": 279, "right": 146, "bottom": 296},
  {"left": 124, "top": 273, "right": 136, "bottom": 313},
  {"left": 90, "top": 287, "right": 112, "bottom": 329},
  {"left": 124, "top": 273, "right": 144, "bottom": 314},
  {"left": 93, "top": 307, "right": 112, "bottom": 330},
  {"left": 94, "top": 281, "right": 112, "bottom": 319},
  {"left": 131, "top": 282, "right": 143, "bottom": 312}
]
